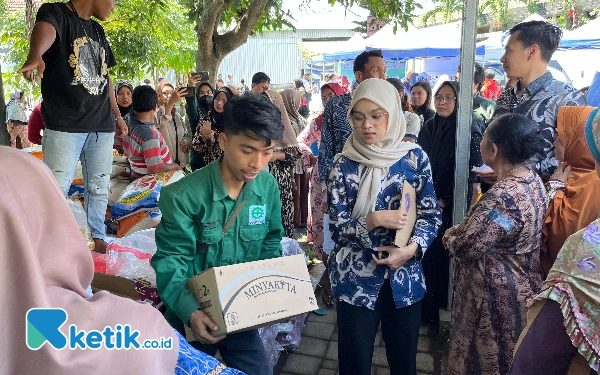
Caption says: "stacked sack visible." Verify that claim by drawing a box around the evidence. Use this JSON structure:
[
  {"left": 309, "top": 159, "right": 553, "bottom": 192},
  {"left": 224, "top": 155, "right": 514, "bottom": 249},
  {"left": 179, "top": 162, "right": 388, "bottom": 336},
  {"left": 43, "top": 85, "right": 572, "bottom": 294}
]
[{"left": 108, "top": 170, "right": 185, "bottom": 237}]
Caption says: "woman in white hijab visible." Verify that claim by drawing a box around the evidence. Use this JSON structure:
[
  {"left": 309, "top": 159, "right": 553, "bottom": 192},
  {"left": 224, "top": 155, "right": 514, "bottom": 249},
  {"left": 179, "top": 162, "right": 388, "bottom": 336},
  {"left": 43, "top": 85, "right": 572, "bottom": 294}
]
[{"left": 326, "top": 79, "right": 442, "bottom": 375}]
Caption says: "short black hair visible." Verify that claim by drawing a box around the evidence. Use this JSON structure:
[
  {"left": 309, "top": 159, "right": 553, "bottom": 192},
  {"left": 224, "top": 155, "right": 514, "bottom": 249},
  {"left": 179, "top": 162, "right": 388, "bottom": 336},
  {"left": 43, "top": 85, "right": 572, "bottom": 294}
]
[
  {"left": 299, "top": 105, "right": 310, "bottom": 119},
  {"left": 223, "top": 94, "right": 284, "bottom": 146},
  {"left": 474, "top": 63, "right": 485, "bottom": 89},
  {"left": 509, "top": 20, "right": 563, "bottom": 62},
  {"left": 386, "top": 78, "right": 404, "bottom": 93},
  {"left": 143, "top": 79, "right": 151, "bottom": 84},
  {"left": 252, "top": 72, "right": 271, "bottom": 85},
  {"left": 132, "top": 85, "right": 158, "bottom": 113},
  {"left": 353, "top": 50, "right": 384, "bottom": 73},
  {"left": 486, "top": 114, "right": 545, "bottom": 164}
]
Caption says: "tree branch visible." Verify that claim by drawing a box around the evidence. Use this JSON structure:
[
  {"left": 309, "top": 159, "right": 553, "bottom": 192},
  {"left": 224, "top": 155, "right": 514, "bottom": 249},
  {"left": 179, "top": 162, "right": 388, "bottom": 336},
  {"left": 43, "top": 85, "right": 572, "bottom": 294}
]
[{"left": 215, "top": 0, "right": 269, "bottom": 57}]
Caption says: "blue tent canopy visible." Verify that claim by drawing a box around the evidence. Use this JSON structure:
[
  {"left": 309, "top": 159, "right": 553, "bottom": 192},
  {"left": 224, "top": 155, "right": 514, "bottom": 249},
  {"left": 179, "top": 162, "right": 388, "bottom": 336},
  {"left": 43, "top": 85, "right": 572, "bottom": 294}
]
[
  {"left": 369, "top": 46, "right": 486, "bottom": 61},
  {"left": 322, "top": 46, "right": 486, "bottom": 62},
  {"left": 558, "top": 39, "right": 600, "bottom": 50}
]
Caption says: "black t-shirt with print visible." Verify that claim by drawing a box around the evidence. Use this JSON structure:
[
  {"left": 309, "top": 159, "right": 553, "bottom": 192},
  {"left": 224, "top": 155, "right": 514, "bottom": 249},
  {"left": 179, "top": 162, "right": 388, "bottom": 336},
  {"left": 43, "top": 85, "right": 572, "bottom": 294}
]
[{"left": 36, "top": 3, "right": 117, "bottom": 133}]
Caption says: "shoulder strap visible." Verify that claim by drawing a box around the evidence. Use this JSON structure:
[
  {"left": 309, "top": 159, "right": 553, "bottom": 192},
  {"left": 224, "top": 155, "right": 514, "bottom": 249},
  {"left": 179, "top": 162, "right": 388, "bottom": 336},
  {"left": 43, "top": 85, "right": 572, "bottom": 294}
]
[{"left": 196, "top": 200, "right": 246, "bottom": 253}]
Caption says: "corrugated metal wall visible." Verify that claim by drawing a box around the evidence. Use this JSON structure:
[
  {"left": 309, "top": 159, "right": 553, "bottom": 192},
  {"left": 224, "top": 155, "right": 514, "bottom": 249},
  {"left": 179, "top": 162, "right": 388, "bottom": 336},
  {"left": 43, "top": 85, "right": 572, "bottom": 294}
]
[{"left": 217, "top": 29, "right": 354, "bottom": 85}]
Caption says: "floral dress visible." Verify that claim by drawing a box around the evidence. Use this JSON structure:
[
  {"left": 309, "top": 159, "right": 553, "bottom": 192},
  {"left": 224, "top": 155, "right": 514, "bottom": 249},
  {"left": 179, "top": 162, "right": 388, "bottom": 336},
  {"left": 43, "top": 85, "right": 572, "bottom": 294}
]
[
  {"left": 444, "top": 170, "right": 548, "bottom": 375},
  {"left": 270, "top": 146, "right": 300, "bottom": 238},
  {"left": 191, "top": 113, "right": 222, "bottom": 166},
  {"left": 297, "top": 117, "right": 325, "bottom": 258}
]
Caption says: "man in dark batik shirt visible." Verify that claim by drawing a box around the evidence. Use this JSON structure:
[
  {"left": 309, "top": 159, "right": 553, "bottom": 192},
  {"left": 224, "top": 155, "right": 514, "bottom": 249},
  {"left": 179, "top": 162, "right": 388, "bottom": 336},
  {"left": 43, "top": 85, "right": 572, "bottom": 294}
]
[{"left": 477, "top": 21, "right": 586, "bottom": 186}]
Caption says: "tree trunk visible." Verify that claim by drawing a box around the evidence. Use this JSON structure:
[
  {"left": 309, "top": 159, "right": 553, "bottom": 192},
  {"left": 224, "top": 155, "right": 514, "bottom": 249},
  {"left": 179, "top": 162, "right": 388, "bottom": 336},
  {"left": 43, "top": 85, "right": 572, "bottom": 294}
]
[
  {"left": 0, "top": 61, "right": 9, "bottom": 146},
  {"left": 195, "top": 0, "right": 269, "bottom": 83},
  {"left": 25, "top": 0, "right": 35, "bottom": 35}
]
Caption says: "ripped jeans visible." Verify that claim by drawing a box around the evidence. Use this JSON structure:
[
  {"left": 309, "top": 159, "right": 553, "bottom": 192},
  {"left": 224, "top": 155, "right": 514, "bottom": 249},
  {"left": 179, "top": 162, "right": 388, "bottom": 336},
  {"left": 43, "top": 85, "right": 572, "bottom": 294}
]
[{"left": 42, "top": 129, "right": 114, "bottom": 241}]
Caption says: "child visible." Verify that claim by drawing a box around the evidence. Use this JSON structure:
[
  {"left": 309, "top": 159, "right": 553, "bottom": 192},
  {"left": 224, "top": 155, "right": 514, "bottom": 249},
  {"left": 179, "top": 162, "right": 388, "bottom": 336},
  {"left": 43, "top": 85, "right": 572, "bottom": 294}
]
[
  {"left": 120, "top": 86, "right": 181, "bottom": 180},
  {"left": 327, "top": 79, "right": 442, "bottom": 375},
  {"left": 151, "top": 94, "right": 285, "bottom": 375},
  {"left": 18, "top": 0, "right": 128, "bottom": 254}
]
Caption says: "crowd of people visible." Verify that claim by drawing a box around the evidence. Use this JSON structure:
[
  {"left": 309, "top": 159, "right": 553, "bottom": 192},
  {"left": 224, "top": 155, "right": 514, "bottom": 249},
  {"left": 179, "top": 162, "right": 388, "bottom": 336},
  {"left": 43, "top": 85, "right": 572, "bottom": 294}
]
[{"left": 2, "top": 0, "right": 599, "bottom": 373}]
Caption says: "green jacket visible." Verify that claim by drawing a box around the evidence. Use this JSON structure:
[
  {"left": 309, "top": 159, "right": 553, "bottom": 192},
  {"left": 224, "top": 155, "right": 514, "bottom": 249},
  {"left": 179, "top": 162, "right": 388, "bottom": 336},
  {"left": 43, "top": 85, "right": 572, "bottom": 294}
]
[{"left": 151, "top": 158, "right": 284, "bottom": 332}]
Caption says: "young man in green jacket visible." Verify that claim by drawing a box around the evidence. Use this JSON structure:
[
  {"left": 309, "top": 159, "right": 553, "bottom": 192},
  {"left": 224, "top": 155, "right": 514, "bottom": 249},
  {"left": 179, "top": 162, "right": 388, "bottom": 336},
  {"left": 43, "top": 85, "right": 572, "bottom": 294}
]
[{"left": 151, "top": 94, "right": 285, "bottom": 375}]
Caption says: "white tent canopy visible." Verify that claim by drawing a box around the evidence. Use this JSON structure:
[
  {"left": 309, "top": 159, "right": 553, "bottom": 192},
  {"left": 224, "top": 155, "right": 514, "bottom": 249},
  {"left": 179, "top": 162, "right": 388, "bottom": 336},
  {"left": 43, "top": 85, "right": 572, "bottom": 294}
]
[{"left": 299, "top": 33, "right": 365, "bottom": 55}]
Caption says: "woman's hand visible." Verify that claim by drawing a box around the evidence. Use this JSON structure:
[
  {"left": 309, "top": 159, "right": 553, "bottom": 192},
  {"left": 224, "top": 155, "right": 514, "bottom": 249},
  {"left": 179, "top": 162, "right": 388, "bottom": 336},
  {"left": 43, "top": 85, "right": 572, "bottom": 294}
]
[
  {"left": 442, "top": 226, "right": 459, "bottom": 248},
  {"left": 550, "top": 162, "right": 571, "bottom": 183},
  {"left": 438, "top": 199, "right": 446, "bottom": 209},
  {"left": 371, "top": 243, "right": 419, "bottom": 270},
  {"left": 187, "top": 72, "right": 202, "bottom": 87},
  {"left": 366, "top": 210, "right": 408, "bottom": 231},
  {"left": 198, "top": 120, "right": 214, "bottom": 141}
]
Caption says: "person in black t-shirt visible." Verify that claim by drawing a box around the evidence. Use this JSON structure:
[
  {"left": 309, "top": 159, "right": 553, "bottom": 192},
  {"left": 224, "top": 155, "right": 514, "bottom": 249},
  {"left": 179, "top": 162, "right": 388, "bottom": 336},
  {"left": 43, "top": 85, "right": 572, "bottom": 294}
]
[{"left": 19, "top": 0, "right": 128, "bottom": 254}]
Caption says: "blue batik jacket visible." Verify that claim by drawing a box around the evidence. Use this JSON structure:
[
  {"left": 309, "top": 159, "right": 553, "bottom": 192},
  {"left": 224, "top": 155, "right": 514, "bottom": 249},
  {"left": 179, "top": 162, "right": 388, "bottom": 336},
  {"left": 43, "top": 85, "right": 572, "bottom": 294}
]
[{"left": 327, "top": 148, "right": 442, "bottom": 310}]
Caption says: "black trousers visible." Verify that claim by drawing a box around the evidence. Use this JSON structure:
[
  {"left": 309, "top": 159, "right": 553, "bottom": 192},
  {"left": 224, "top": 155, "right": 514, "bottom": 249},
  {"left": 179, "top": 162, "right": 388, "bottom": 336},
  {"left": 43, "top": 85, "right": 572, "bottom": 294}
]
[{"left": 337, "top": 281, "right": 421, "bottom": 375}]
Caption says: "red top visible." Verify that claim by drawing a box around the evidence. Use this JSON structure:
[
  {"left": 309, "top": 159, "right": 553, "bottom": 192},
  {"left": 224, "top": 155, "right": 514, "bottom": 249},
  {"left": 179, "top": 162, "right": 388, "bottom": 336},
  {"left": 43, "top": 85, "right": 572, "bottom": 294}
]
[{"left": 27, "top": 103, "right": 44, "bottom": 145}]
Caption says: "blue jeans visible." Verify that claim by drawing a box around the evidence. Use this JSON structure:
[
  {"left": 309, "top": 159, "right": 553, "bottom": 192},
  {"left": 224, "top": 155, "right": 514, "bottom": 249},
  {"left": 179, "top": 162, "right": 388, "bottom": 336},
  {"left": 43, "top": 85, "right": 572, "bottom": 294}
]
[
  {"left": 190, "top": 330, "right": 272, "bottom": 375},
  {"left": 43, "top": 129, "right": 114, "bottom": 240}
]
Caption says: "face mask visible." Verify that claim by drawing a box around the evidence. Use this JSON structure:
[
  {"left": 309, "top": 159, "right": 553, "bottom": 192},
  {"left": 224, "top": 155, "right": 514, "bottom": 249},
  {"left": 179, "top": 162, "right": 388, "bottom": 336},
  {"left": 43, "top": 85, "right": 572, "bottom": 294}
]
[{"left": 197, "top": 95, "right": 213, "bottom": 109}]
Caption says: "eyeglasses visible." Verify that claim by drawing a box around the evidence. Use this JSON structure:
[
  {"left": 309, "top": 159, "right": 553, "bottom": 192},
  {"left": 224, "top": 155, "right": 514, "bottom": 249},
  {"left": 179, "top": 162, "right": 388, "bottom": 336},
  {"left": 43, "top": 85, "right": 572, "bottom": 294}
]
[
  {"left": 351, "top": 113, "right": 388, "bottom": 127},
  {"left": 434, "top": 95, "right": 456, "bottom": 104}
]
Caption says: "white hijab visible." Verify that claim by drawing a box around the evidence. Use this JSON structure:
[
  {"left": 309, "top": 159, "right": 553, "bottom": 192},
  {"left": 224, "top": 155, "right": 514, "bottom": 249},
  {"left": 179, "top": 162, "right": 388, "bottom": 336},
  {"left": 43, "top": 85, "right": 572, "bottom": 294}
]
[{"left": 336, "top": 78, "right": 419, "bottom": 218}]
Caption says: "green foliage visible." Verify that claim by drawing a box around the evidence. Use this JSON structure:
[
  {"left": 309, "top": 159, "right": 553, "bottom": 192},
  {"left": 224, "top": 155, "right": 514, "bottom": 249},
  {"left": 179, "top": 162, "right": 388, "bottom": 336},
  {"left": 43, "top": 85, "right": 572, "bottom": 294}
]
[
  {"left": 0, "top": 0, "right": 196, "bottom": 98},
  {"left": 330, "top": 0, "right": 421, "bottom": 32},
  {"left": 100, "top": 0, "right": 196, "bottom": 80},
  {"left": 0, "top": 9, "right": 41, "bottom": 99},
  {"left": 0, "top": 0, "right": 7, "bottom": 16},
  {"left": 421, "top": 0, "right": 463, "bottom": 25},
  {"left": 479, "top": 0, "right": 514, "bottom": 30}
]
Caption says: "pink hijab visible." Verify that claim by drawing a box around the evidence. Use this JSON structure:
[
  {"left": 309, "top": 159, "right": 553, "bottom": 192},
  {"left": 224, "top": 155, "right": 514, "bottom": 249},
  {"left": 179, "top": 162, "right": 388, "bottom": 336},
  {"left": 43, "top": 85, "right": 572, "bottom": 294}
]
[
  {"left": 0, "top": 147, "right": 178, "bottom": 374},
  {"left": 316, "top": 82, "right": 345, "bottom": 131}
]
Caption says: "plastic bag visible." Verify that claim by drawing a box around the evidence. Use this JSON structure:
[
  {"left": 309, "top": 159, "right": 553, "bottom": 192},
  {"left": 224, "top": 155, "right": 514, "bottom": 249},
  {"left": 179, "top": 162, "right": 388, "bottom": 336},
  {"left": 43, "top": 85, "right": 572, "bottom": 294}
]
[
  {"left": 67, "top": 199, "right": 94, "bottom": 250},
  {"left": 105, "top": 229, "right": 157, "bottom": 286},
  {"left": 110, "top": 170, "right": 185, "bottom": 220},
  {"left": 281, "top": 237, "right": 308, "bottom": 263}
]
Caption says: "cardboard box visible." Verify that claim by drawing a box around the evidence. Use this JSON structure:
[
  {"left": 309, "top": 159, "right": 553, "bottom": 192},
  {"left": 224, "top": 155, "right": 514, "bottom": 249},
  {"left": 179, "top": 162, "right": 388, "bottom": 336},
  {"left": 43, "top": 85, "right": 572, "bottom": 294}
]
[
  {"left": 185, "top": 254, "right": 317, "bottom": 337},
  {"left": 395, "top": 180, "right": 417, "bottom": 248},
  {"left": 91, "top": 272, "right": 163, "bottom": 309},
  {"left": 91, "top": 272, "right": 140, "bottom": 300}
]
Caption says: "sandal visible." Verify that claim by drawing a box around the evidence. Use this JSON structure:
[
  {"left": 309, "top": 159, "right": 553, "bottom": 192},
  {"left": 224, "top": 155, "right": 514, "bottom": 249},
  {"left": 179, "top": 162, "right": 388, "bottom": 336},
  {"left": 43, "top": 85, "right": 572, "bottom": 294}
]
[{"left": 320, "top": 277, "right": 335, "bottom": 308}]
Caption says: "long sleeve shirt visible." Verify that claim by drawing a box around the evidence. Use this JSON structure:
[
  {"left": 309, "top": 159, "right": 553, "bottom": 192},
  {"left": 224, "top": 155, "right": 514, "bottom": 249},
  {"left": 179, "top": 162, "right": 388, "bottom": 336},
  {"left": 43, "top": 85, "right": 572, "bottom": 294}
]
[
  {"left": 318, "top": 94, "right": 353, "bottom": 185},
  {"left": 327, "top": 149, "right": 442, "bottom": 310},
  {"left": 492, "top": 71, "right": 587, "bottom": 180},
  {"left": 151, "top": 157, "right": 284, "bottom": 333}
]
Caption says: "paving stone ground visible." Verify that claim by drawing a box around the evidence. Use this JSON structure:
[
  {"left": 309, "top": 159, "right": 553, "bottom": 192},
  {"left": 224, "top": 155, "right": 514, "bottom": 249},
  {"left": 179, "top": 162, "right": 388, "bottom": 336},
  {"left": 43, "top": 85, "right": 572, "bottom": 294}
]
[{"left": 273, "top": 231, "right": 450, "bottom": 375}]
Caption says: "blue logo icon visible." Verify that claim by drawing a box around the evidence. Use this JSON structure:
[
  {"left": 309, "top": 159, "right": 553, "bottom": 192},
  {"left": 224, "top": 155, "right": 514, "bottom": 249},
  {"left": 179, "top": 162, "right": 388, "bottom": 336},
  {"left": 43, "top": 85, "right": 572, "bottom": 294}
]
[
  {"left": 26, "top": 308, "right": 173, "bottom": 351},
  {"left": 26, "top": 308, "right": 68, "bottom": 350}
]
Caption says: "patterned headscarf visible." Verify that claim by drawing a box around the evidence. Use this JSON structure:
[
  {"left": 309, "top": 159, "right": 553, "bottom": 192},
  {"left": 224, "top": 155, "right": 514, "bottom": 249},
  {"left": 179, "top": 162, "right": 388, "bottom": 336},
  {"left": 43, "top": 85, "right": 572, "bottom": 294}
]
[{"left": 585, "top": 108, "right": 600, "bottom": 164}]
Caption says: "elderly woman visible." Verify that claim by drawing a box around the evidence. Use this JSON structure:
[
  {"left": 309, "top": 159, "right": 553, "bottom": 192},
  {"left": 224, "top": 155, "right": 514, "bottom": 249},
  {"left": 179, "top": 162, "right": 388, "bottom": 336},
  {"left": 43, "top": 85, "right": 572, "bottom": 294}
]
[
  {"left": 418, "top": 81, "right": 484, "bottom": 331},
  {"left": 443, "top": 114, "right": 548, "bottom": 375},
  {"left": 328, "top": 79, "right": 441, "bottom": 375},
  {"left": 541, "top": 106, "right": 600, "bottom": 276},
  {"left": 509, "top": 109, "right": 600, "bottom": 375}
]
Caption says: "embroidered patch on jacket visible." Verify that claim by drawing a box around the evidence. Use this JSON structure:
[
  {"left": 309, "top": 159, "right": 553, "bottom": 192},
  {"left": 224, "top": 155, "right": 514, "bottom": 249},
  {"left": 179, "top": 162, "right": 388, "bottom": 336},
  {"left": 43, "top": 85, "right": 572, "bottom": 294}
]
[{"left": 249, "top": 205, "right": 266, "bottom": 225}]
